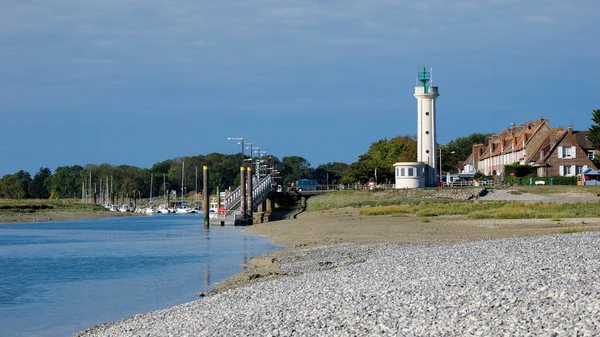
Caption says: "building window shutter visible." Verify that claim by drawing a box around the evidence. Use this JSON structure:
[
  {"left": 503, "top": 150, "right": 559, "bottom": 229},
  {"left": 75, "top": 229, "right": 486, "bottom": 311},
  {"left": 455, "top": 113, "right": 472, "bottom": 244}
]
[
  {"left": 558, "top": 147, "right": 563, "bottom": 159},
  {"left": 571, "top": 146, "right": 576, "bottom": 158},
  {"left": 559, "top": 165, "right": 564, "bottom": 176},
  {"left": 571, "top": 165, "right": 576, "bottom": 176}
]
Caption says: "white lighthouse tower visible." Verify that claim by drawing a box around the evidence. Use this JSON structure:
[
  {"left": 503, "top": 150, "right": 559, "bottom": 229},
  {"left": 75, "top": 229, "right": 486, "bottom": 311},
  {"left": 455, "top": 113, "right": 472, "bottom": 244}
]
[
  {"left": 415, "top": 67, "right": 439, "bottom": 187},
  {"left": 394, "top": 67, "right": 439, "bottom": 188}
]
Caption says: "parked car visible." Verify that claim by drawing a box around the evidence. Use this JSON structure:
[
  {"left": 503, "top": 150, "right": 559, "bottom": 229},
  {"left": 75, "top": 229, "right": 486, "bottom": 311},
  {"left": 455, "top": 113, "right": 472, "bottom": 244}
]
[{"left": 295, "top": 179, "right": 321, "bottom": 191}]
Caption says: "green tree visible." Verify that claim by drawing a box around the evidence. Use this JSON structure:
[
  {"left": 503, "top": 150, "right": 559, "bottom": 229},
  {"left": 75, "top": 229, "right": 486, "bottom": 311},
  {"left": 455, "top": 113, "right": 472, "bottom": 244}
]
[
  {"left": 313, "top": 162, "right": 349, "bottom": 185},
  {"left": 29, "top": 167, "right": 52, "bottom": 199},
  {"left": 151, "top": 160, "right": 174, "bottom": 175},
  {"left": 51, "top": 165, "right": 83, "bottom": 198},
  {"left": 0, "top": 174, "right": 21, "bottom": 198},
  {"left": 0, "top": 171, "right": 32, "bottom": 199},
  {"left": 342, "top": 136, "right": 417, "bottom": 184},
  {"left": 588, "top": 109, "right": 600, "bottom": 165},
  {"left": 281, "top": 156, "right": 313, "bottom": 185},
  {"left": 443, "top": 133, "right": 491, "bottom": 173}
]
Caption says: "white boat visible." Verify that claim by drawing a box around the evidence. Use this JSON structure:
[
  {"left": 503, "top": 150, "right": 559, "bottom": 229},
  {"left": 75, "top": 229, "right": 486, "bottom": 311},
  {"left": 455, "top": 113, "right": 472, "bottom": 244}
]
[
  {"left": 118, "top": 204, "right": 131, "bottom": 212},
  {"left": 156, "top": 174, "right": 169, "bottom": 214},
  {"left": 175, "top": 208, "right": 192, "bottom": 214},
  {"left": 143, "top": 206, "right": 156, "bottom": 215},
  {"left": 175, "top": 201, "right": 192, "bottom": 214},
  {"left": 173, "top": 162, "right": 192, "bottom": 214},
  {"left": 208, "top": 198, "right": 220, "bottom": 219},
  {"left": 143, "top": 174, "right": 156, "bottom": 215},
  {"left": 157, "top": 204, "right": 169, "bottom": 214}
]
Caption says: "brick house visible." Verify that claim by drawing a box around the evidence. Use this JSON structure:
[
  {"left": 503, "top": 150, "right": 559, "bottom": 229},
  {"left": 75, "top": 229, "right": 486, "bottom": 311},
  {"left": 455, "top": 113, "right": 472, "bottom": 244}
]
[
  {"left": 461, "top": 118, "right": 598, "bottom": 177},
  {"left": 535, "top": 126, "right": 598, "bottom": 177}
]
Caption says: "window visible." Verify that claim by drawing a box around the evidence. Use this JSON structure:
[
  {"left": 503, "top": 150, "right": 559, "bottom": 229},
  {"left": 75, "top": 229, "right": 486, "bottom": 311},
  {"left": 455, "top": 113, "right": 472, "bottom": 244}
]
[
  {"left": 401, "top": 168, "right": 405, "bottom": 177},
  {"left": 425, "top": 112, "right": 430, "bottom": 116},
  {"left": 425, "top": 131, "right": 430, "bottom": 135},
  {"left": 560, "top": 146, "right": 576, "bottom": 159},
  {"left": 576, "top": 166, "right": 584, "bottom": 175},
  {"left": 589, "top": 151, "right": 595, "bottom": 160},
  {"left": 408, "top": 168, "right": 414, "bottom": 176},
  {"left": 563, "top": 166, "right": 572, "bottom": 176}
]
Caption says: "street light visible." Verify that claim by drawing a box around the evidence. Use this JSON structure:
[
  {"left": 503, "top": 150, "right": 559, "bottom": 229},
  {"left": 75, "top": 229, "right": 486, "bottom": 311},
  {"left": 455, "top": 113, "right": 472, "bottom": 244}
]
[
  {"left": 255, "top": 148, "right": 267, "bottom": 178},
  {"left": 227, "top": 137, "right": 244, "bottom": 167},
  {"left": 439, "top": 148, "right": 456, "bottom": 186},
  {"left": 245, "top": 143, "right": 253, "bottom": 165}
]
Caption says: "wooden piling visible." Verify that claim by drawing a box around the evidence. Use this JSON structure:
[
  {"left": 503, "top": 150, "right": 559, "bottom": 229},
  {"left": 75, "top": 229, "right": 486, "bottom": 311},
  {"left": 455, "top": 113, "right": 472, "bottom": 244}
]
[
  {"left": 203, "top": 166, "right": 209, "bottom": 227},
  {"left": 247, "top": 167, "right": 253, "bottom": 225},
  {"left": 240, "top": 167, "right": 246, "bottom": 222}
]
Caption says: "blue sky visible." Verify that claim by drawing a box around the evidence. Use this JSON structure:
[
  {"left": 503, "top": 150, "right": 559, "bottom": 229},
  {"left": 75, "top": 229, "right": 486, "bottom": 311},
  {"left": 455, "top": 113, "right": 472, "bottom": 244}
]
[{"left": 1, "top": 0, "right": 599, "bottom": 177}]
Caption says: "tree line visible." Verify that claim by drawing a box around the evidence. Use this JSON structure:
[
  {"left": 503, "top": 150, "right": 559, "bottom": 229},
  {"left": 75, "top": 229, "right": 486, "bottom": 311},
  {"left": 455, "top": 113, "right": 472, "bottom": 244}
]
[{"left": 0, "top": 133, "right": 490, "bottom": 200}]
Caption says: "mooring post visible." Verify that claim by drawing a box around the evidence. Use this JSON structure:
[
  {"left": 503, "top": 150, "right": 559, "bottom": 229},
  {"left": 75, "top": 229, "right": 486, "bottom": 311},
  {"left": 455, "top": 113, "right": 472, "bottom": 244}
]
[
  {"left": 203, "top": 166, "right": 209, "bottom": 227},
  {"left": 240, "top": 167, "right": 246, "bottom": 222},
  {"left": 247, "top": 167, "right": 253, "bottom": 225}
]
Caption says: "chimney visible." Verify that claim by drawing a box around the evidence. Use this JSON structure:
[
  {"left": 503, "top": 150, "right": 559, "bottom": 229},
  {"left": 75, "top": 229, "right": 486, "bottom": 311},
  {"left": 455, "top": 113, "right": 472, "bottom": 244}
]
[{"left": 473, "top": 144, "right": 483, "bottom": 170}]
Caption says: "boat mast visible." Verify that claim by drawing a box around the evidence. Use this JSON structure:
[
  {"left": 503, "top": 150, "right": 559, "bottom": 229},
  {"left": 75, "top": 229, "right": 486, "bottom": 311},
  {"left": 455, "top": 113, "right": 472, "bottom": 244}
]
[{"left": 181, "top": 161, "right": 185, "bottom": 202}]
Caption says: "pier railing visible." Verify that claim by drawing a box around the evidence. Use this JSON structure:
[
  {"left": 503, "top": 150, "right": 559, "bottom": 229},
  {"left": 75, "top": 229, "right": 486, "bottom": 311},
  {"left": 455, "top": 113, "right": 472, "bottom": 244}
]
[
  {"left": 223, "top": 174, "right": 274, "bottom": 212},
  {"left": 223, "top": 185, "right": 242, "bottom": 211},
  {"left": 252, "top": 175, "right": 273, "bottom": 211}
]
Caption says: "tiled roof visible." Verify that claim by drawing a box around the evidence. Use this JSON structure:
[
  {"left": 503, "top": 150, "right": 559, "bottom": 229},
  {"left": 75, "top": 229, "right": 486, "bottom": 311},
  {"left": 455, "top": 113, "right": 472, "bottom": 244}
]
[{"left": 573, "top": 130, "right": 593, "bottom": 149}]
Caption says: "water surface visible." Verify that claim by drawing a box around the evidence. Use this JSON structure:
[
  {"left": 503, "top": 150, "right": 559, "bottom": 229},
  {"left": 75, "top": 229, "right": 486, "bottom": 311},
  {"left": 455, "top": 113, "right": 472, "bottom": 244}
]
[{"left": 0, "top": 215, "right": 279, "bottom": 337}]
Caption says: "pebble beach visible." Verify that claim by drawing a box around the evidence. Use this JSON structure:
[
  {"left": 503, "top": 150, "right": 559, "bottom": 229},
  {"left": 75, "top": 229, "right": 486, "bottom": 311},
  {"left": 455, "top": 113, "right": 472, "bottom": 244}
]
[{"left": 76, "top": 232, "right": 600, "bottom": 336}]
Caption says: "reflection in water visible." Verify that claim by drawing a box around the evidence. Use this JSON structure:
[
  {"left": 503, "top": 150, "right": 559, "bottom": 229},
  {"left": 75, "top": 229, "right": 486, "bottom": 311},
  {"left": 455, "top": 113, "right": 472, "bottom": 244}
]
[
  {"left": 242, "top": 237, "right": 249, "bottom": 271},
  {"left": 203, "top": 265, "right": 211, "bottom": 291}
]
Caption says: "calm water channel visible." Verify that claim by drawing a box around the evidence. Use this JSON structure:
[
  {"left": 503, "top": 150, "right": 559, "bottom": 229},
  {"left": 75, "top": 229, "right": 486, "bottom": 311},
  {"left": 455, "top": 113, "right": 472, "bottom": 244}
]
[{"left": 0, "top": 214, "right": 280, "bottom": 337}]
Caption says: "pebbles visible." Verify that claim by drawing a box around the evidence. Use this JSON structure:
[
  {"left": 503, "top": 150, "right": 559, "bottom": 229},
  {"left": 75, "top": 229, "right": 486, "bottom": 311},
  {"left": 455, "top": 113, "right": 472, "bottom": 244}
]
[{"left": 76, "top": 232, "right": 600, "bottom": 336}]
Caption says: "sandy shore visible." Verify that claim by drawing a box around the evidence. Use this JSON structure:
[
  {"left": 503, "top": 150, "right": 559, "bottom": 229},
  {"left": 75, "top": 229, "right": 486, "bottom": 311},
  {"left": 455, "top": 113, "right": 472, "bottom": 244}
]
[
  {"left": 0, "top": 210, "right": 136, "bottom": 224},
  {"left": 210, "top": 207, "right": 600, "bottom": 293}
]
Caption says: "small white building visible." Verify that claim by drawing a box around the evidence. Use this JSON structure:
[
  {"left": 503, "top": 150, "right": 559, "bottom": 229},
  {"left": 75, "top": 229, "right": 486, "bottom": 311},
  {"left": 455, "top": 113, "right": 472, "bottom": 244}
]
[{"left": 393, "top": 162, "right": 426, "bottom": 188}]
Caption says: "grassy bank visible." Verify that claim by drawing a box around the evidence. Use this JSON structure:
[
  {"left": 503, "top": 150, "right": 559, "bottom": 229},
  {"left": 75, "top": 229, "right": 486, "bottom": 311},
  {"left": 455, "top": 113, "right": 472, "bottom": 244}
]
[
  {"left": 0, "top": 199, "right": 106, "bottom": 215},
  {"left": 306, "top": 190, "right": 455, "bottom": 211},
  {"left": 305, "top": 188, "right": 600, "bottom": 220},
  {"left": 506, "top": 185, "right": 600, "bottom": 195},
  {"left": 359, "top": 201, "right": 600, "bottom": 220}
]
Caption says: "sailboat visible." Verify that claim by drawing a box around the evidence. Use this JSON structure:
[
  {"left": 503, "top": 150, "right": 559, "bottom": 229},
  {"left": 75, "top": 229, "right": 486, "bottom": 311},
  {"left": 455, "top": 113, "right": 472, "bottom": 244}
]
[
  {"left": 157, "top": 173, "right": 170, "bottom": 214},
  {"left": 175, "top": 161, "right": 192, "bottom": 214},
  {"left": 143, "top": 173, "right": 156, "bottom": 215}
]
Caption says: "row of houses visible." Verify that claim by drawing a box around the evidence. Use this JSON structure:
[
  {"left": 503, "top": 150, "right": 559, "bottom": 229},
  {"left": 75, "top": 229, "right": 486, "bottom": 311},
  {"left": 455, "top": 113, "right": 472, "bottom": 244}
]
[{"left": 461, "top": 118, "right": 598, "bottom": 178}]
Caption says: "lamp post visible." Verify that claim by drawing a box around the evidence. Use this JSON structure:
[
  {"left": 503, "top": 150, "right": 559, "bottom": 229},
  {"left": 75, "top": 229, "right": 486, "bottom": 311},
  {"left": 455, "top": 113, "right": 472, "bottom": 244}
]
[
  {"left": 439, "top": 148, "right": 455, "bottom": 186},
  {"left": 227, "top": 137, "right": 244, "bottom": 167},
  {"left": 245, "top": 143, "right": 253, "bottom": 169},
  {"left": 255, "top": 149, "right": 266, "bottom": 178}
]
